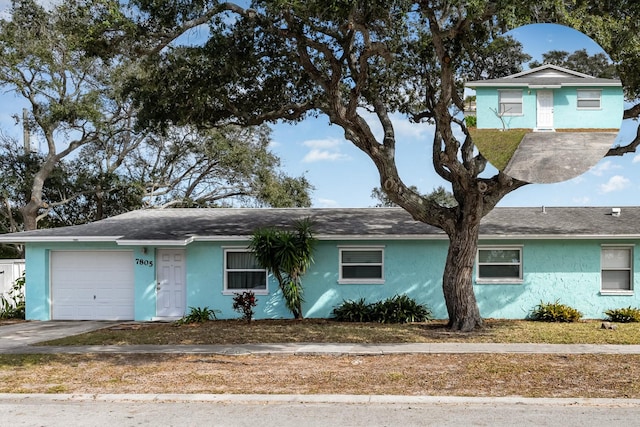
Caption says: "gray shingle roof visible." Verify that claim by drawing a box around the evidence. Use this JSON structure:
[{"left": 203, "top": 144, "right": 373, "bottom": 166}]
[
  {"left": 466, "top": 76, "right": 621, "bottom": 87},
  {"left": 0, "top": 207, "right": 639, "bottom": 244},
  {"left": 465, "top": 64, "right": 621, "bottom": 88}
]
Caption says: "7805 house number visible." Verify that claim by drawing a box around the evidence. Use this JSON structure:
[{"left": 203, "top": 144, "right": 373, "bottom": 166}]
[{"left": 135, "top": 258, "right": 154, "bottom": 267}]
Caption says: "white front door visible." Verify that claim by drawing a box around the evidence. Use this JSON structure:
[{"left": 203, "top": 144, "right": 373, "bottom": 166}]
[
  {"left": 536, "top": 90, "right": 554, "bottom": 130},
  {"left": 156, "top": 249, "right": 186, "bottom": 318}
]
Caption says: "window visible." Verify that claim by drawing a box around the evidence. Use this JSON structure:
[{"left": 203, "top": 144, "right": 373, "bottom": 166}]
[
  {"left": 476, "top": 247, "right": 522, "bottom": 283},
  {"left": 601, "top": 246, "right": 633, "bottom": 293},
  {"left": 577, "top": 89, "right": 601, "bottom": 109},
  {"left": 223, "top": 249, "right": 267, "bottom": 294},
  {"left": 498, "top": 90, "right": 523, "bottom": 116},
  {"left": 339, "top": 247, "right": 384, "bottom": 284}
]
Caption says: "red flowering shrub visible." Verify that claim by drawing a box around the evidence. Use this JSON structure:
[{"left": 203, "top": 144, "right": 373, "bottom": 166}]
[{"left": 232, "top": 291, "right": 257, "bottom": 323}]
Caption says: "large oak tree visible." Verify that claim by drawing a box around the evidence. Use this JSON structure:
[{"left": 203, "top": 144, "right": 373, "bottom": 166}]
[{"left": 125, "top": 0, "right": 640, "bottom": 330}]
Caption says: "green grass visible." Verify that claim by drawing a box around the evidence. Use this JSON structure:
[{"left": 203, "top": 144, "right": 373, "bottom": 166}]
[
  {"left": 37, "top": 318, "right": 640, "bottom": 346},
  {"left": 469, "top": 128, "right": 530, "bottom": 170}
]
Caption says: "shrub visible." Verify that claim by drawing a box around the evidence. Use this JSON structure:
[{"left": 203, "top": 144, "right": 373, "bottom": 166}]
[
  {"left": 464, "top": 115, "right": 477, "bottom": 128},
  {"left": 177, "top": 306, "right": 219, "bottom": 324},
  {"left": 0, "top": 273, "right": 25, "bottom": 320},
  {"left": 605, "top": 306, "right": 640, "bottom": 323},
  {"left": 332, "top": 298, "right": 373, "bottom": 322},
  {"left": 232, "top": 291, "right": 258, "bottom": 323},
  {"left": 529, "top": 300, "right": 582, "bottom": 322},
  {"left": 333, "top": 295, "right": 431, "bottom": 324},
  {"left": 370, "top": 295, "right": 432, "bottom": 324}
]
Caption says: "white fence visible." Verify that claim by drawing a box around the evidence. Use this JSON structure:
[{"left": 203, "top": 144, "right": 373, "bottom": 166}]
[{"left": 0, "top": 259, "right": 25, "bottom": 298}]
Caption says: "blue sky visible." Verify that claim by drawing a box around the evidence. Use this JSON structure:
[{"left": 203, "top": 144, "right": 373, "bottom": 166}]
[{"left": 0, "top": 8, "right": 637, "bottom": 209}]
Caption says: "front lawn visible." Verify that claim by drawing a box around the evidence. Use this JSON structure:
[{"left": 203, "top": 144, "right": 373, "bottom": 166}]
[
  {"left": 39, "top": 318, "right": 640, "bottom": 346},
  {"left": 469, "top": 128, "right": 530, "bottom": 170}
]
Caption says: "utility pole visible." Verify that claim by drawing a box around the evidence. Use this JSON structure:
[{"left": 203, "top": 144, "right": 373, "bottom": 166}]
[{"left": 22, "top": 108, "right": 30, "bottom": 155}]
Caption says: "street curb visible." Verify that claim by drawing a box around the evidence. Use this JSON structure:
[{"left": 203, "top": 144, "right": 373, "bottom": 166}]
[{"left": 2, "top": 393, "right": 640, "bottom": 407}]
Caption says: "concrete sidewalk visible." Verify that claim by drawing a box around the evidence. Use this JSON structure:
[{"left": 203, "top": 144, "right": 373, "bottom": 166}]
[{"left": 6, "top": 342, "right": 640, "bottom": 355}]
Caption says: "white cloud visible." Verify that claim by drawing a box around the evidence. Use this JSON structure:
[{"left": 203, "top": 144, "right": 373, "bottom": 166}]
[
  {"left": 632, "top": 154, "right": 640, "bottom": 164},
  {"left": 316, "top": 198, "right": 339, "bottom": 207},
  {"left": 391, "top": 116, "right": 434, "bottom": 140},
  {"left": 590, "top": 160, "right": 621, "bottom": 176},
  {"left": 303, "top": 138, "right": 343, "bottom": 149},
  {"left": 302, "top": 138, "right": 350, "bottom": 163},
  {"left": 302, "top": 149, "right": 350, "bottom": 163},
  {"left": 599, "top": 175, "right": 630, "bottom": 193}
]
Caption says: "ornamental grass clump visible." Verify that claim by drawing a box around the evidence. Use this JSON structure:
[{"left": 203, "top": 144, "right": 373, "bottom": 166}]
[
  {"left": 528, "top": 300, "right": 582, "bottom": 322},
  {"left": 333, "top": 295, "right": 431, "bottom": 324},
  {"left": 605, "top": 306, "right": 640, "bottom": 323},
  {"left": 177, "top": 306, "right": 219, "bottom": 324}
]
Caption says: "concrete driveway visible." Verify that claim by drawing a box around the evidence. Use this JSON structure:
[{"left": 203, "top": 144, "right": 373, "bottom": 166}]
[
  {"left": 0, "top": 321, "right": 115, "bottom": 353},
  {"left": 502, "top": 132, "right": 617, "bottom": 184}
]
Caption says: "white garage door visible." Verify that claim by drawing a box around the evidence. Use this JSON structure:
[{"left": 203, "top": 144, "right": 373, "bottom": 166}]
[{"left": 51, "top": 251, "right": 135, "bottom": 320}]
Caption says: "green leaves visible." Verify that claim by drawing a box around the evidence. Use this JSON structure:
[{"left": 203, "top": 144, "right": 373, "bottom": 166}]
[
  {"left": 529, "top": 300, "right": 583, "bottom": 323},
  {"left": 249, "top": 218, "right": 316, "bottom": 318}
]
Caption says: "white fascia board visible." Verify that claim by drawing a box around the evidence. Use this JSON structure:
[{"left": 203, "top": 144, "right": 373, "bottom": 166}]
[
  {"left": 316, "top": 234, "right": 449, "bottom": 240},
  {"left": 479, "top": 234, "right": 640, "bottom": 240},
  {"left": 116, "top": 237, "right": 195, "bottom": 246},
  {"left": 0, "top": 236, "right": 122, "bottom": 243},
  {"left": 466, "top": 82, "right": 527, "bottom": 88},
  {"left": 561, "top": 82, "right": 622, "bottom": 87},
  {"left": 528, "top": 84, "right": 562, "bottom": 89},
  {"left": 192, "top": 234, "right": 450, "bottom": 241}
]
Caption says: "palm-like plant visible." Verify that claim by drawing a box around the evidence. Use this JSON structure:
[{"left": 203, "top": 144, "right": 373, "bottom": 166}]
[{"left": 249, "top": 218, "right": 315, "bottom": 319}]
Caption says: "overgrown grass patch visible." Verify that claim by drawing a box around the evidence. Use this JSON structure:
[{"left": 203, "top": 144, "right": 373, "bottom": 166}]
[
  {"left": 37, "top": 318, "right": 640, "bottom": 346},
  {"left": 1, "top": 353, "right": 640, "bottom": 398},
  {"left": 469, "top": 128, "right": 530, "bottom": 170}
]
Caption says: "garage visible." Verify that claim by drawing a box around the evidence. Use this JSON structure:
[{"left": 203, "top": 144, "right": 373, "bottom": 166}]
[{"left": 51, "top": 251, "right": 135, "bottom": 320}]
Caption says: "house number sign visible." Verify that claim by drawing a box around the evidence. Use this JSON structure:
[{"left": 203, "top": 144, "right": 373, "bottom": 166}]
[{"left": 135, "top": 258, "right": 154, "bottom": 267}]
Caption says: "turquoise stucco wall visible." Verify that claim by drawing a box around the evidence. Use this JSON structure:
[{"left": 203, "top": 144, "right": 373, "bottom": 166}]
[
  {"left": 475, "top": 239, "right": 640, "bottom": 319},
  {"left": 475, "top": 86, "right": 623, "bottom": 130},
  {"left": 24, "top": 242, "right": 156, "bottom": 321},
  {"left": 182, "top": 240, "right": 450, "bottom": 319},
  {"left": 24, "top": 237, "right": 640, "bottom": 321}
]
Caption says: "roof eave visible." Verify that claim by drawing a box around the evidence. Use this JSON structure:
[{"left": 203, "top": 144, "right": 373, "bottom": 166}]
[
  {"left": 0, "top": 236, "right": 122, "bottom": 244},
  {"left": 479, "top": 234, "right": 640, "bottom": 240}
]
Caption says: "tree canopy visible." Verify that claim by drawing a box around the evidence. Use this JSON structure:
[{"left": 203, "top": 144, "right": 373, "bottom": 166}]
[
  {"left": 0, "top": 0, "right": 313, "bottom": 236},
  {"left": 528, "top": 49, "right": 618, "bottom": 78},
  {"left": 12, "top": 0, "right": 640, "bottom": 330}
]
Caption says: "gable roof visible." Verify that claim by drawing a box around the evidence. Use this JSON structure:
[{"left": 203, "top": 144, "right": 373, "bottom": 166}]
[
  {"left": 0, "top": 206, "right": 638, "bottom": 245},
  {"left": 466, "top": 64, "right": 621, "bottom": 89}
]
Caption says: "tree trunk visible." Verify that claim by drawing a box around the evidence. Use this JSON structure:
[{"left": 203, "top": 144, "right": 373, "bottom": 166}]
[
  {"left": 442, "top": 202, "right": 484, "bottom": 332},
  {"left": 20, "top": 202, "right": 39, "bottom": 231}
]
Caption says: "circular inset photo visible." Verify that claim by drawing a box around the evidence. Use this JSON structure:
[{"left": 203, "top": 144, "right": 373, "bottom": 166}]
[{"left": 464, "top": 23, "right": 623, "bottom": 184}]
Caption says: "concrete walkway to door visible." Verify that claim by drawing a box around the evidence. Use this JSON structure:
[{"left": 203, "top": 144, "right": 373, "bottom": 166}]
[
  {"left": 503, "top": 132, "right": 617, "bottom": 184},
  {"left": 0, "top": 321, "right": 115, "bottom": 353}
]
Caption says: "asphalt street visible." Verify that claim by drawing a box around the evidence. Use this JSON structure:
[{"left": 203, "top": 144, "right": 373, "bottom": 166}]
[{"left": 2, "top": 394, "right": 640, "bottom": 427}]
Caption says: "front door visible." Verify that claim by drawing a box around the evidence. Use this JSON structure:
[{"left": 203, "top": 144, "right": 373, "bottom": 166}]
[
  {"left": 156, "top": 249, "right": 186, "bottom": 318},
  {"left": 536, "top": 90, "right": 554, "bottom": 130}
]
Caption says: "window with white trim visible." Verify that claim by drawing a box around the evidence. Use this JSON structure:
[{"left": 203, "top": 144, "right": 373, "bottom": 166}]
[
  {"left": 223, "top": 249, "right": 267, "bottom": 294},
  {"left": 577, "top": 89, "right": 601, "bottom": 109},
  {"left": 498, "top": 90, "right": 523, "bottom": 115},
  {"left": 339, "top": 247, "right": 384, "bottom": 284},
  {"left": 476, "top": 247, "right": 522, "bottom": 283},
  {"left": 601, "top": 246, "right": 633, "bottom": 293}
]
